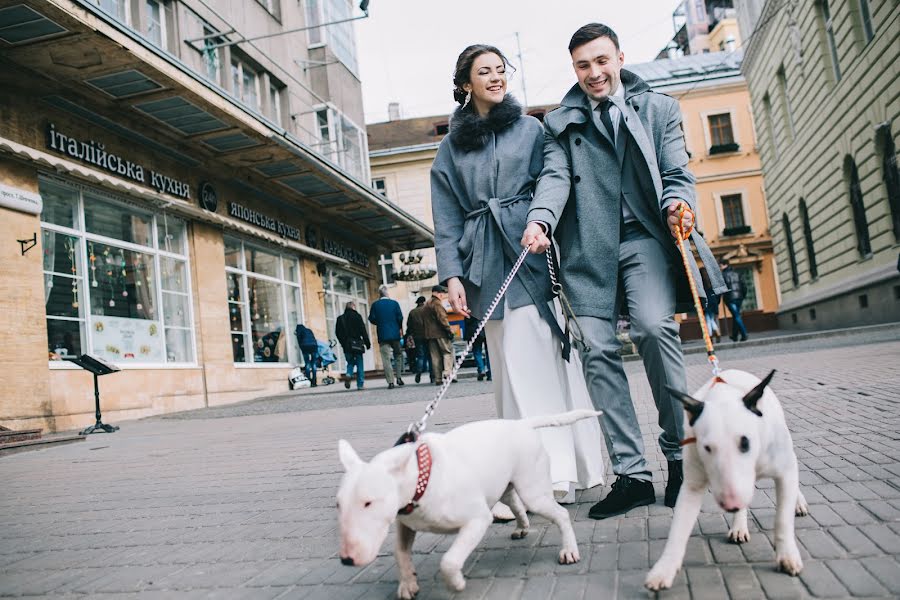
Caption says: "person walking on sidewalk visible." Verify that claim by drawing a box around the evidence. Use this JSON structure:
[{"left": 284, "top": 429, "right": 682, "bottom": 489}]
[
  {"left": 422, "top": 285, "right": 454, "bottom": 385},
  {"left": 406, "top": 295, "right": 432, "bottom": 383},
  {"left": 720, "top": 258, "right": 749, "bottom": 342},
  {"left": 702, "top": 272, "right": 721, "bottom": 344},
  {"left": 464, "top": 316, "right": 491, "bottom": 381},
  {"left": 369, "top": 285, "right": 405, "bottom": 389},
  {"left": 294, "top": 323, "right": 319, "bottom": 387},
  {"left": 335, "top": 301, "right": 370, "bottom": 390}
]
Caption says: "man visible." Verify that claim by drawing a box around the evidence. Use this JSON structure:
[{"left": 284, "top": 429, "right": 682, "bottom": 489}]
[
  {"left": 335, "top": 301, "right": 370, "bottom": 390},
  {"left": 522, "top": 23, "right": 726, "bottom": 519},
  {"left": 720, "top": 258, "right": 748, "bottom": 342},
  {"left": 464, "top": 316, "right": 491, "bottom": 381},
  {"left": 423, "top": 284, "right": 455, "bottom": 385},
  {"left": 368, "top": 285, "right": 405, "bottom": 389},
  {"left": 294, "top": 322, "right": 319, "bottom": 387},
  {"left": 405, "top": 295, "right": 433, "bottom": 384}
]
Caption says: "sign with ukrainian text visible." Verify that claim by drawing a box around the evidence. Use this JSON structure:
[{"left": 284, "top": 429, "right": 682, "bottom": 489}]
[{"left": 228, "top": 201, "right": 301, "bottom": 240}]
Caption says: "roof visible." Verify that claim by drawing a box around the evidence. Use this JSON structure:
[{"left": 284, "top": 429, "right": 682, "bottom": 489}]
[{"left": 627, "top": 49, "right": 744, "bottom": 92}]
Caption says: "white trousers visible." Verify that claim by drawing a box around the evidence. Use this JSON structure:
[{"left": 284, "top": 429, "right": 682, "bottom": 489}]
[{"left": 485, "top": 301, "right": 605, "bottom": 491}]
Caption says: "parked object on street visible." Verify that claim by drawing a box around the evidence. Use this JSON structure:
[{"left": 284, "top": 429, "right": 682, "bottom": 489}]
[
  {"left": 64, "top": 354, "right": 120, "bottom": 435},
  {"left": 645, "top": 369, "right": 808, "bottom": 590},
  {"left": 336, "top": 410, "right": 601, "bottom": 599},
  {"left": 288, "top": 367, "right": 311, "bottom": 390}
]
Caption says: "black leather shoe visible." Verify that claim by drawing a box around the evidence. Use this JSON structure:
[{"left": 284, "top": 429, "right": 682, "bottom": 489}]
[
  {"left": 477, "top": 372, "right": 484, "bottom": 381},
  {"left": 665, "top": 460, "right": 683, "bottom": 508},
  {"left": 388, "top": 383, "right": 395, "bottom": 389},
  {"left": 588, "top": 476, "right": 655, "bottom": 520},
  {"left": 397, "top": 378, "right": 405, "bottom": 386},
  {"left": 344, "top": 379, "right": 350, "bottom": 389},
  {"left": 414, "top": 373, "right": 421, "bottom": 383}
]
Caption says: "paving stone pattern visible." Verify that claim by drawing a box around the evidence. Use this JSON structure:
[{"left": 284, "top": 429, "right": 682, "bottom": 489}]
[{"left": 1, "top": 336, "right": 899, "bottom": 599}]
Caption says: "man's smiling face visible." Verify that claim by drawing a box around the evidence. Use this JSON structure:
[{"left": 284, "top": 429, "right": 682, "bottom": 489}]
[{"left": 571, "top": 35, "right": 624, "bottom": 103}]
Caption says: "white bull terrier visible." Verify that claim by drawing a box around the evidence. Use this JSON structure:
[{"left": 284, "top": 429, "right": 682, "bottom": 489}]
[
  {"left": 645, "top": 369, "right": 809, "bottom": 591},
  {"left": 336, "top": 409, "right": 601, "bottom": 599}
]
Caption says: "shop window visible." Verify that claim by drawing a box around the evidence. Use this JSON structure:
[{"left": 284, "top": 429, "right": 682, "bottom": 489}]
[
  {"left": 707, "top": 112, "right": 737, "bottom": 154},
  {"left": 782, "top": 213, "right": 799, "bottom": 287},
  {"left": 799, "top": 199, "right": 818, "bottom": 279},
  {"left": 819, "top": 0, "right": 842, "bottom": 81},
  {"left": 39, "top": 177, "right": 195, "bottom": 364},
  {"left": 734, "top": 267, "right": 758, "bottom": 311},
  {"left": 224, "top": 236, "right": 304, "bottom": 364},
  {"left": 844, "top": 155, "right": 871, "bottom": 256},
  {"left": 876, "top": 124, "right": 900, "bottom": 241},
  {"left": 720, "top": 193, "right": 750, "bottom": 236},
  {"left": 322, "top": 267, "right": 371, "bottom": 371}
]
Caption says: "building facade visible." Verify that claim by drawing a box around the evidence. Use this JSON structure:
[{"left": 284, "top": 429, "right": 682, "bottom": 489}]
[
  {"left": 0, "top": 0, "right": 432, "bottom": 433},
  {"left": 736, "top": 0, "right": 899, "bottom": 329},
  {"left": 630, "top": 49, "right": 780, "bottom": 337}
]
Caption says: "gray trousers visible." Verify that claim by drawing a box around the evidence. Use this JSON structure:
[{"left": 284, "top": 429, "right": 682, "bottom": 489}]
[
  {"left": 379, "top": 340, "right": 402, "bottom": 384},
  {"left": 579, "top": 224, "right": 687, "bottom": 482}
]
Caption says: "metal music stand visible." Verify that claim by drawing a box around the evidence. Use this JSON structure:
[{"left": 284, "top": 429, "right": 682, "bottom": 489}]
[{"left": 65, "top": 354, "right": 121, "bottom": 435}]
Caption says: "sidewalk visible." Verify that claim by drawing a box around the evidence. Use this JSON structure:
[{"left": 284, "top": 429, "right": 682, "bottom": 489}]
[{"left": 1, "top": 333, "right": 899, "bottom": 598}]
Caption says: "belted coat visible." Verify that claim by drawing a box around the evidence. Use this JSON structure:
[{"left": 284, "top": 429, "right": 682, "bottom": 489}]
[{"left": 527, "top": 70, "right": 727, "bottom": 320}]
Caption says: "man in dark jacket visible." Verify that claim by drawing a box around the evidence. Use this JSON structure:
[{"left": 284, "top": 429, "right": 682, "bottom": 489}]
[
  {"left": 423, "top": 285, "right": 455, "bottom": 385},
  {"left": 720, "top": 258, "right": 748, "bottom": 342},
  {"left": 368, "top": 285, "right": 405, "bottom": 389},
  {"left": 406, "top": 295, "right": 432, "bottom": 384},
  {"left": 295, "top": 323, "right": 319, "bottom": 386},
  {"left": 464, "top": 316, "right": 491, "bottom": 381},
  {"left": 335, "top": 301, "right": 370, "bottom": 390}
]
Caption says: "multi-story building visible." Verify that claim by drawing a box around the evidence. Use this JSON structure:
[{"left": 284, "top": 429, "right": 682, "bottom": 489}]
[
  {"left": 658, "top": 0, "right": 743, "bottom": 58},
  {"left": 0, "top": 0, "right": 432, "bottom": 432},
  {"left": 735, "top": 0, "right": 899, "bottom": 329}
]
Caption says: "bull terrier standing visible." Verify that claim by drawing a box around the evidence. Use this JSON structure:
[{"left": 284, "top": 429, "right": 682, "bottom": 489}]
[
  {"left": 645, "top": 369, "right": 809, "bottom": 590},
  {"left": 336, "top": 410, "right": 601, "bottom": 599}
]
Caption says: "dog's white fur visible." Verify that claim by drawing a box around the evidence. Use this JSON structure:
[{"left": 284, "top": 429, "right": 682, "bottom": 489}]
[
  {"left": 645, "top": 369, "right": 809, "bottom": 590},
  {"left": 336, "top": 409, "right": 601, "bottom": 599}
]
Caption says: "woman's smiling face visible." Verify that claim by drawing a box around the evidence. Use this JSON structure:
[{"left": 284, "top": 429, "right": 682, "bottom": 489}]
[{"left": 464, "top": 52, "right": 507, "bottom": 114}]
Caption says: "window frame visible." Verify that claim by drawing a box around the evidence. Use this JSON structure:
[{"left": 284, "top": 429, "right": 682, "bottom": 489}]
[
  {"left": 312, "top": 103, "right": 369, "bottom": 181},
  {"left": 858, "top": 0, "right": 875, "bottom": 45},
  {"left": 145, "top": 0, "right": 167, "bottom": 50},
  {"left": 798, "top": 198, "right": 818, "bottom": 280},
  {"left": 701, "top": 109, "right": 739, "bottom": 155},
  {"left": 875, "top": 124, "right": 900, "bottom": 241},
  {"left": 268, "top": 83, "right": 282, "bottom": 125},
  {"left": 776, "top": 66, "right": 794, "bottom": 142},
  {"left": 845, "top": 155, "right": 872, "bottom": 257},
  {"left": 231, "top": 58, "right": 261, "bottom": 112},
  {"left": 305, "top": 0, "right": 360, "bottom": 75},
  {"left": 820, "top": 0, "right": 842, "bottom": 82},
  {"left": 762, "top": 93, "right": 779, "bottom": 160},
  {"left": 781, "top": 213, "right": 800, "bottom": 287},
  {"left": 716, "top": 191, "right": 751, "bottom": 236},
  {"left": 95, "top": 0, "right": 130, "bottom": 25}
]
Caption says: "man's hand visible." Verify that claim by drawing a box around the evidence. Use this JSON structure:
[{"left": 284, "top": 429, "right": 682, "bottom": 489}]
[
  {"left": 521, "top": 221, "right": 551, "bottom": 254},
  {"left": 447, "top": 277, "right": 471, "bottom": 317},
  {"left": 667, "top": 202, "right": 694, "bottom": 239}
]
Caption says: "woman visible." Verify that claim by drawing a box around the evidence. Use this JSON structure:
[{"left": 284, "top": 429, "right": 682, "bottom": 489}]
[{"left": 431, "top": 45, "right": 605, "bottom": 504}]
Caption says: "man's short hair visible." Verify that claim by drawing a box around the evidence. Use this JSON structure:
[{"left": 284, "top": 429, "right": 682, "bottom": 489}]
[
  {"left": 431, "top": 284, "right": 448, "bottom": 294},
  {"left": 719, "top": 257, "right": 730, "bottom": 266},
  {"left": 378, "top": 284, "right": 389, "bottom": 297},
  {"left": 416, "top": 296, "right": 426, "bottom": 305},
  {"left": 569, "top": 23, "right": 620, "bottom": 53},
  {"left": 345, "top": 301, "right": 356, "bottom": 310}
]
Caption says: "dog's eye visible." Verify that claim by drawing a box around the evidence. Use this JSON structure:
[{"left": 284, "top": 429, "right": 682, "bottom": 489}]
[
  {"left": 739, "top": 436, "right": 750, "bottom": 453},
  {"left": 704, "top": 445, "right": 712, "bottom": 453},
  {"left": 364, "top": 501, "right": 372, "bottom": 508}
]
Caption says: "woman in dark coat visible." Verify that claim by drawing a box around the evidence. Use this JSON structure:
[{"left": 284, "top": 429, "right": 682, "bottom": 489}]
[{"left": 431, "top": 45, "right": 604, "bottom": 506}]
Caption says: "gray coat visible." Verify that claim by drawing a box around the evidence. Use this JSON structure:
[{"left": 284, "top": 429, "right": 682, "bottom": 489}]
[{"left": 528, "top": 70, "right": 727, "bottom": 320}]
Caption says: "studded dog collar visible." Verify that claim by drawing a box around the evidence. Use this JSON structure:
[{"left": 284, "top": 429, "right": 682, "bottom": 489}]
[{"left": 398, "top": 443, "right": 432, "bottom": 515}]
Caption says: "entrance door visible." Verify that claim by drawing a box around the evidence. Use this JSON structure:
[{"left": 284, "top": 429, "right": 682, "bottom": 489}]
[{"left": 322, "top": 268, "right": 373, "bottom": 371}]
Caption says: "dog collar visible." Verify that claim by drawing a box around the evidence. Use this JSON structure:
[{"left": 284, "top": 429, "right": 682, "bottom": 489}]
[
  {"left": 680, "top": 437, "right": 697, "bottom": 446},
  {"left": 398, "top": 443, "right": 432, "bottom": 515}
]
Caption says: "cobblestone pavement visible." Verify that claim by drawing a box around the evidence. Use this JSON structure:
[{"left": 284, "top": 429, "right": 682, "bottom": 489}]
[{"left": 2, "top": 333, "right": 899, "bottom": 599}]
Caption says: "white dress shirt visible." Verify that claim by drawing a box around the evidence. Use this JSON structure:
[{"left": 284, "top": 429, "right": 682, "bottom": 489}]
[{"left": 590, "top": 83, "right": 635, "bottom": 223}]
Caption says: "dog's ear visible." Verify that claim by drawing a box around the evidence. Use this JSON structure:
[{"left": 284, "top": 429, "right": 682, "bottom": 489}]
[
  {"left": 742, "top": 370, "right": 775, "bottom": 417},
  {"left": 667, "top": 385, "right": 704, "bottom": 425},
  {"left": 338, "top": 439, "right": 363, "bottom": 471}
]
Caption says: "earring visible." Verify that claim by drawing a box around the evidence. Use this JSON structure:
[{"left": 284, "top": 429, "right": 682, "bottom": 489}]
[{"left": 463, "top": 90, "right": 472, "bottom": 109}]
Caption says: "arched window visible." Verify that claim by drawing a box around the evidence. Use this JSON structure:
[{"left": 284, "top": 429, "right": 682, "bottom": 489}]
[
  {"left": 845, "top": 155, "right": 872, "bottom": 256},
  {"left": 876, "top": 124, "right": 900, "bottom": 241},
  {"left": 782, "top": 213, "right": 799, "bottom": 287},
  {"left": 798, "top": 199, "right": 817, "bottom": 279}
]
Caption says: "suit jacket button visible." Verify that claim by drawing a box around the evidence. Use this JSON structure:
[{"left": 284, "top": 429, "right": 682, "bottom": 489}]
[
  {"left": 574, "top": 175, "right": 581, "bottom": 183},
  {"left": 575, "top": 138, "right": 582, "bottom": 146}
]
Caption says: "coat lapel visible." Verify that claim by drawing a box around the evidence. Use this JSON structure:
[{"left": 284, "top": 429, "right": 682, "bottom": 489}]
[{"left": 613, "top": 95, "right": 663, "bottom": 200}]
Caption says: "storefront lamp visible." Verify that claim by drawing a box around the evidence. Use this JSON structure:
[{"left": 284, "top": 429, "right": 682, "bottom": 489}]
[{"left": 393, "top": 250, "right": 436, "bottom": 282}]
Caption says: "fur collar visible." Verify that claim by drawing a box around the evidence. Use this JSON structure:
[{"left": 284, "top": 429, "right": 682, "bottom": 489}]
[{"left": 448, "top": 95, "right": 523, "bottom": 152}]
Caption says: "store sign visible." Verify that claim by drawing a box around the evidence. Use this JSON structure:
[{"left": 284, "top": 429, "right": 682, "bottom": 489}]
[
  {"left": 91, "top": 316, "right": 165, "bottom": 363},
  {"left": 228, "top": 201, "right": 301, "bottom": 240},
  {"left": 45, "top": 123, "right": 191, "bottom": 200},
  {"left": 323, "top": 237, "right": 370, "bottom": 268},
  {"left": 0, "top": 183, "right": 42, "bottom": 215},
  {"left": 199, "top": 181, "right": 218, "bottom": 212}
]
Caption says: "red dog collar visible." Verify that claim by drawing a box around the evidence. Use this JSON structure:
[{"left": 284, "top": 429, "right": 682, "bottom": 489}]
[{"left": 398, "top": 443, "right": 432, "bottom": 515}]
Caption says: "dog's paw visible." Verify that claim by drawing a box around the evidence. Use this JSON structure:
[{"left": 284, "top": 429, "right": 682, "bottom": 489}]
[
  {"left": 558, "top": 546, "right": 580, "bottom": 564},
  {"left": 795, "top": 497, "right": 809, "bottom": 517},
  {"left": 645, "top": 561, "right": 679, "bottom": 591},
  {"left": 397, "top": 578, "right": 419, "bottom": 600},
  {"left": 727, "top": 525, "right": 750, "bottom": 544},
  {"left": 776, "top": 550, "right": 803, "bottom": 576},
  {"left": 511, "top": 527, "right": 529, "bottom": 540},
  {"left": 441, "top": 569, "right": 466, "bottom": 592}
]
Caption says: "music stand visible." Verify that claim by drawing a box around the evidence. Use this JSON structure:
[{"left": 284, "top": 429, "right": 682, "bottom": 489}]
[{"left": 65, "top": 354, "right": 121, "bottom": 435}]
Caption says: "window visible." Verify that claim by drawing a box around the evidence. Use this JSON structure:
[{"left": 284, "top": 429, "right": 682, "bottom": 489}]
[
  {"left": 721, "top": 194, "right": 750, "bottom": 235},
  {"left": 378, "top": 253, "right": 395, "bottom": 286},
  {"left": 269, "top": 84, "right": 282, "bottom": 125},
  {"left": 734, "top": 267, "right": 758, "bottom": 311},
  {"left": 782, "top": 214, "right": 799, "bottom": 287},
  {"left": 820, "top": 0, "right": 842, "bottom": 81},
  {"left": 763, "top": 94, "right": 778, "bottom": 159},
  {"left": 876, "top": 124, "right": 900, "bottom": 241},
  {"left": 40, "top": 177, "right": 195, "bottom": 364},
  {"left": 433, "top": 123, "right": 449, "bottom": 136},
  {"left": 314, "top": 106, "right": 367, "bottom": 180},
  {"left": 799, "top": 199, "right": 818, "bottom": 279},
  {"left": 145, "top": 0, "right": 166, "bottom": 49},
  {"left": 321, "top": 267, "right": 371, "bottom": 370},
  {"left": 96, "top": 0, "right": 128, "bottom": 24},
  {"left": 201, "top": 26, "right": 222, "bottom": 83},
  {"left": 858, "top": 0, "right": 875, "bottom": 44},
  {"left": 306, "top": 0, "right": 359, "bottom": 74},
  {"left": 707, "top": 113, "right": 737, "bottom": 154},
  {"left": 371, "top": 177, "right": 387, "bottom": 197},
  {"left": 257, "top": 0, "right": 281, "bottom": 18},
  {"left": 845, "top": 155, "right": 872, "bottom": 256},
  {"left": 316, "top": 108, "right": 334, "bottom": 158},
  {"left": 777, "top": 66, "right": 794, "bottom": 142},
  {"left": 231, "top": 59, "right": 260, "bottom": 111},
  {"left": 225, "top": 237, "right": 304, "bottom": 364}
]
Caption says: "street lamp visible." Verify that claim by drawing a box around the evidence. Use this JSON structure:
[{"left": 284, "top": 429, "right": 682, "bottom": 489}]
[{"left": 393, "top": 250, "right": 437, "bottom": 282}]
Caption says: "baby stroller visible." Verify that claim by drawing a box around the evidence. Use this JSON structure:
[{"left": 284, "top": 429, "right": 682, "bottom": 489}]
[{"left": 316, "top": 339, "right": 338, "bottom": 385}]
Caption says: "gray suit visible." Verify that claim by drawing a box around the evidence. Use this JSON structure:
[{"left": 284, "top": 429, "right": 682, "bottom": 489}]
[{"left": 529, "top": 71, "right": 727, "bottom": 480}]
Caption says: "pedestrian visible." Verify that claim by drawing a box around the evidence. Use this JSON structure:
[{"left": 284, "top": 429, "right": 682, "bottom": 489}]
[
  {"left": 464, "top": 316, "right": 491, "bottom": 381},
  {"left": 422, "top": 285, "right": 455, "bottom": 385},
  {"left": 720, "top": 258, "right": 749, "bottom": 342},
  {"left": 335, "top": 301, "right": 370, "bottom": 390},
  {"left": 368, "top": 285, "right": 405, "bottom": 389},
  {"left": 702, "top": 272, "right": 721, "bottom": 343},
  {"left": 431, "top": 43, "right": 605, "bottom": 507},
  {"left": 521, "top": 23, "right": 727, "bottom": 518},
  {"left": 405, "top": 295, "right": 433, "bottom": 383},
  {"left": 294, "top": 323, "right": 319, "bottom": 386}
]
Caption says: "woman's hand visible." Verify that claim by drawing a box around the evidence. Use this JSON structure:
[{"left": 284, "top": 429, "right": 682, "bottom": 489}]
[
  {"left": 447, "top": 277, "right": 471, "bottom": 317},
  {"left": 521, "top": 221, "right": 551, "bottom": 254}
]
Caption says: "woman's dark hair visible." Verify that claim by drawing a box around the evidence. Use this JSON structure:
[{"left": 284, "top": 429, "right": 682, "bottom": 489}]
[
  {"left": 568, "top": 23, "right": 620, "bottom": 53},
  {"left": 452, "top": 44, "right": 514, "bottom": 105}
]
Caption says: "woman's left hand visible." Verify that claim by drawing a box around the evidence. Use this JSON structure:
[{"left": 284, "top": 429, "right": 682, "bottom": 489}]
[{"left": 447, "top": 277, "right": 471, "bottom": 317}]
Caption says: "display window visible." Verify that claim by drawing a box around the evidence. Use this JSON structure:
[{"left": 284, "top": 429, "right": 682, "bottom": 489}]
[
  {"left": 321, "top": 267, "right": 372, "bottom": 370},
  {"left": 224, "top": 236, "right": 304, "bottom": 365},
  {"left": 39, "top": 176, "right": 196, "bottom": 365}
]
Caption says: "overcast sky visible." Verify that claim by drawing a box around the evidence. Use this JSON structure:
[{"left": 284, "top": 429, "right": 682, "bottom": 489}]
[{"left": 355, "top": 0, "right": 683, "bottom": 124}]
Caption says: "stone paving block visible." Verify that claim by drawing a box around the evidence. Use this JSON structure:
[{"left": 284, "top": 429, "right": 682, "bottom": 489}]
[
  {"left": 720, "top": 564, "right": 766, "bottom": 599},
  {"left": 796, "top": 529, "right": 846, "bottom": 560},
  {"left": 246, "top": 559, "right": 322, "bottom": 587},
  {"left": 828, "top": 525, "right": 883, "bottom": 556},
  {"left": 860, "top": 555, "right": 900, "bottom": 594},
  {"left": 519, "top": 575, "right": 555, "bottom": 600},
  {"left": 709, "top": 536, "right": 747, "bottom": 564},
  {"left": 483, "top": 576, "right": 525, "bottom": 597},
  {"left": 860, "top": 499, "right": 900, "bottom": 521},
  {"left": 616, "top": 516, "right": 646, "bottom": 542},
  {"left": 686, "top": 565, "right": 729, "bottom": 600},
  {"left": 859, "top": 523, "right": 900, "bottom": 553},
  {"left": 807, "top": 504, "right": 845, "bottom": 527},
  {"left": 798, "top": 560, "right": 849, "bottom": 598},
  {"left": 463, "top": 549, "right": 507, "bottom": 579},
  {"left": 648, "top": 514, "right": 673, "bottom": 539},
  {"left": 753, "top": 565, "right": 808, "bottom": 600},
  {"left": 617, "top": 541, "right": 648, "bottom": 570},
  {"left": 589, "top": 543, "right": 617, "bottom": 571},
  {"left": 828, "top": 501, "right": 877, "bottom": 525},
  {"left": 826, "top": 558, "right": 889, "bottom": 597},
  {"left": 740, "top": 531, "right": 776, "bottom": 563},
  {"left": 493, "top": 547, "right": 534, "bottom": 578}
]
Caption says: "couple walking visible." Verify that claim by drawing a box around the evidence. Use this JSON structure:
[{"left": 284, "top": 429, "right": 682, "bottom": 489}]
[{"left": 431, "top": 24, "right": 726, "bottom": 517}]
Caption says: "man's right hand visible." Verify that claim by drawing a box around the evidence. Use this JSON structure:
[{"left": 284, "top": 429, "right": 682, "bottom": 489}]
[{"left": 521, "top": 221, "right": 551, "bottom": 254}]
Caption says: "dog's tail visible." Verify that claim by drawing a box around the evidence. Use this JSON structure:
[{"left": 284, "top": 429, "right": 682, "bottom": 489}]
[{"left": 524, "top": 409, "right": 603, "bottom": 430}]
